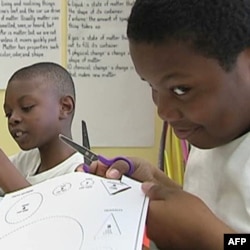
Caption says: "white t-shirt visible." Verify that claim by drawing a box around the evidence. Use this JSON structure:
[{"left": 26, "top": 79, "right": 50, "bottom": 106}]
[
  {"left": 183, "top": 132, "right": 250, "bottom": 232},
  {"left": 9, "top": 149, "right": 84, "bottom": 185}
]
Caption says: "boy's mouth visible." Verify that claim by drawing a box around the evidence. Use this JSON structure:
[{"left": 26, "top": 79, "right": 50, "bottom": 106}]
[
  {"left": 11, "top": 129, "right": 25, "bottom": 140},
  {"left": 173, "top": 126, "right": 200, "bottom": 140},
  {"left": 15, "top": 131, "right": 23, "bottom": 137}
]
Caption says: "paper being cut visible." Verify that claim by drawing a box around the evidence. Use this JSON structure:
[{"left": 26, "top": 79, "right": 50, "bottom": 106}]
[{"left": 0, "top": 172, "right": 148, "bottom": 250}]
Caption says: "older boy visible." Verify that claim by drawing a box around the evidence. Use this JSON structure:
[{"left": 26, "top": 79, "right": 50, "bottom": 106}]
[
  {"left": 1, "top": 62, "right": 83, "bottom": 194},
  {"left": 86, "top": 0, "right": 250, "bottom": 249}
]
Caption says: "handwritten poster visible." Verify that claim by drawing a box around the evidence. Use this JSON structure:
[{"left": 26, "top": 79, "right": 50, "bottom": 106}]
[
  {"left": 0, "top": 0, "right": 61, "bottom": 88},
  {"left": 68, "top": 0, "right": 155, "bottom": 146},
  {"left": 0, "top": 0, "right": 155, "bottom": 147}
]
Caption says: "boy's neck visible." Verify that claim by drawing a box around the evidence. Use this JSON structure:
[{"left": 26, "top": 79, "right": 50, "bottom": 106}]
[{"left": 36, "top": 141, "right": 77, "bottom": 174}]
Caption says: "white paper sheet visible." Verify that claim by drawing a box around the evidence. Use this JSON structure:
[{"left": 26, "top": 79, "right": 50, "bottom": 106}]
[{"left": 0, "top": 172, "right": 148, "bottom": 250}]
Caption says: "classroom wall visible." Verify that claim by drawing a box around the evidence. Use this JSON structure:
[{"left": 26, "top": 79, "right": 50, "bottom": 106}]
[
  {"left": 0, "top": 90, "right": 162, "bottom": 164},
  {"left": 0, "top": 1, "right": 157, "bottom": 150},
  {"left": 0, "top": 1, "right": 163, "bottom": 165}
]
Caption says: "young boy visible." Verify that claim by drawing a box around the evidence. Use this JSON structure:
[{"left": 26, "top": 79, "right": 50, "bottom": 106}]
[
  {"left": 1, "top": 62, "right": 84, "bottom": 194},
  {"left": 86, "top": 0, "right": 250, "bottom": 249}
]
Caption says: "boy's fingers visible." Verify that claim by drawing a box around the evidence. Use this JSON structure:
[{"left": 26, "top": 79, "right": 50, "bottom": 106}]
[
  {"left": 106, "top": 159, "right": 132, "bottom": 179},
  {"left": 75, "top": 162, "right": 98, "bottom": 174},
  {"left": 106, "top": 168, "right": 121, "bottom": 179},
  {"left": 75, "top": 158, "right": 136, "bottom": 180},
  {"left": 77, "top": 160, "right": 125, "bottom": 179},
  {"left": 75, "top": 165, "right": 84, "bottom": 172},
  {"left": 142, "top": 182, "right": 170, "bottom": 200}
]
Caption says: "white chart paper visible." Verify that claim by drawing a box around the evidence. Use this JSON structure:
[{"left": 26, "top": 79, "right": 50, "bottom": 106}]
[{"left": 0, "top": 172, "right": 148, "bottom": 250}]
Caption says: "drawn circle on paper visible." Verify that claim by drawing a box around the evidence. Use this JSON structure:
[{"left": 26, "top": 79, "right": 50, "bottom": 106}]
[
  {"left": 5, "top": 192, "right": 43, "bottom": 224},
  {"left": 53, "top": 182, "right": 72, "bottom": 196},
  {"left": 80, "top": 178, "right": 94, "bottom": 188},
  {"left": 0, "top": 216, "right": 84, "bottom": 250}
]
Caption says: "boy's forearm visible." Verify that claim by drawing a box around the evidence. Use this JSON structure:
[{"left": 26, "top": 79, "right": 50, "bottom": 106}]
[
  {"left": 0, "top": 149, "right": 31, "bottom": 193},
  {"left": 196, "top": 211, "right": 236, "bottom": 250},
  {"left": 146, "top": 188, "right": 235, "bottom": 250},
  {"left": 149, "top": 211, "right": 235, "bottom": 250}
]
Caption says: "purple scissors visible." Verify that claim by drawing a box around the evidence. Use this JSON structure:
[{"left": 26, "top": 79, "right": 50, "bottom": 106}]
[{"left": 59, "top": 134, "right": 135, "bottom": 176}]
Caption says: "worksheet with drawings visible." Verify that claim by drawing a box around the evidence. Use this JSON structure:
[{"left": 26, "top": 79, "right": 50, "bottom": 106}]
[
  {"left": 68, "top": 0, "right": 155, "bottom": 147},
  {"left": 0, "top": 172, "right": 149, "bottom": 250}
]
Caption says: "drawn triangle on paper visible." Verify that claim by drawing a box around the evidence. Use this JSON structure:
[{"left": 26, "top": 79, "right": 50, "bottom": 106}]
[
  {"left": 101, "top": 179, "right": 130, "bottom": 195},
  {"left": 95, "top": 213, "right": 121, "bottom": 239}
]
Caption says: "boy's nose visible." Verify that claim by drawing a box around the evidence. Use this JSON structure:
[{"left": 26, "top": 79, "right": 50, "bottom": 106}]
[
  {"left": 157, "top": 95, "right": 183, "bottom": 122},
  {"left": 8, "top": 111, "right": 22, "bottom": 125}
]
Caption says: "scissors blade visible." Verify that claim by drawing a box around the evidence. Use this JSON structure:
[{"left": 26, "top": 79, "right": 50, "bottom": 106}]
[
  {"left": 82, "top": 120, "right": 90, "bottom": 150},
  {"left": 59, "top": 134, "right": 98, "bottom": 163}
]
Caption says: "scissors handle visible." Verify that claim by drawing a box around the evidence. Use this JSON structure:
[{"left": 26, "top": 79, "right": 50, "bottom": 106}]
[
  {"left": 99, "top": 155, "right": 135, "bottom": 176},
  {"left": 83, "top": 155, "right": 135, "bottom": 176}
]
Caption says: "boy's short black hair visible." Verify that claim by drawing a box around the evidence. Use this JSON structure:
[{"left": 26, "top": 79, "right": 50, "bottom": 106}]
[
  {"left": 127, "top": 0, "right": 250, "bottom": 71},
  {"left": 8, "top": 62, "right": 75, "bottom": 100}
]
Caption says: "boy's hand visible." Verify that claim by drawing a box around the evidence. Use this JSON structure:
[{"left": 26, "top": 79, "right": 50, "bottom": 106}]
[
  {"left": 75, "top": 156, "right": 179, "bottom": 190},
  {"left": 75, "top": 157, "right": 157, "bottom": 182},
  {"left": 141, "top": 182, "right": 234, "bottom": 250}
]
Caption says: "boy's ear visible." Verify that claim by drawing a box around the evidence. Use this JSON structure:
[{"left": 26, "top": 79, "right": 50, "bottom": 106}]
[
  {"left": 240, "top": 48, "right": 250, "bottom": 80},
  {"left": 242, "top": 48, "right": 250, "bottom": 66},
  {"left": 59, "top": 95, "right": 75, "bottom": 119}
]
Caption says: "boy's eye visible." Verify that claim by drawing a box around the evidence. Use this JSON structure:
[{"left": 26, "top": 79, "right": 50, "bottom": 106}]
[
  {"left": 172, "top": 86, "right": 190, "bottom": 96},
  {"left": 5, "top": 112, "right": 11, "bottom": 118},
  {"left": 22, "top": 105, "right": 34, "bottom": 112}
]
